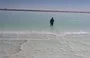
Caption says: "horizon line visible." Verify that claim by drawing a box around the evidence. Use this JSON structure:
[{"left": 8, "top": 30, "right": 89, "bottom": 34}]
[{"left": 0, "top": 8, "right": 90, "bottom": 13}]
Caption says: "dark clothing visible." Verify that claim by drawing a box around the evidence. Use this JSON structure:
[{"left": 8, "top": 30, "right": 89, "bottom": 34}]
[{"left": 50, "top": 17, "right": 54, "bottom": 26}]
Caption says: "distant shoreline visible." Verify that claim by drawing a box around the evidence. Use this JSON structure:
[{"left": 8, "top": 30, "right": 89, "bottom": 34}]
[{"left": 0, "top": 8, "right": 90, "bottom": 13}]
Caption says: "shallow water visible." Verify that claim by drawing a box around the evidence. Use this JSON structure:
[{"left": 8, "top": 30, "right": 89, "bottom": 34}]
[{"left": 1, "top": 11, "right": 90, "bottom": 31}]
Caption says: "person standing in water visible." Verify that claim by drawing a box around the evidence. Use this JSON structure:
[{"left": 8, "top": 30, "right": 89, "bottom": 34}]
[{"left": 50, "top": 17, "right": 54, "bottom": 26}]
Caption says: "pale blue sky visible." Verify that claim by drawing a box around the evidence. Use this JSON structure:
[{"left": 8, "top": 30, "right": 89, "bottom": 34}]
[{"left": 0, "top": 0, "right": 90, "bottom": 11}]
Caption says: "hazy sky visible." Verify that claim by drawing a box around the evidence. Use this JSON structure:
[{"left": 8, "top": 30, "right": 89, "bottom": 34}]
[{"left": 0, "top": 0, "right": 90, "bottom": 11}]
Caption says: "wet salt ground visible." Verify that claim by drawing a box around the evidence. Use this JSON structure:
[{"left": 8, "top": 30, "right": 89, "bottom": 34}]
[
  {"left": 0, "top": 40, "right": 27, "bottom": 58},
  {"left": 21, "top": 39, "right": 90, "bottom": 58},
  {"left": 0, "top": 33, "right": 90, "bottom": 58}
]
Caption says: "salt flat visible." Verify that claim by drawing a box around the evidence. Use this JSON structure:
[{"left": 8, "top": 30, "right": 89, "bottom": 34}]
[
  {"left": 0, "top": 31, "right": 90, "bottom": 58},
  {"left": 1, "top": 37, "right": 90, "bottom": 58}
]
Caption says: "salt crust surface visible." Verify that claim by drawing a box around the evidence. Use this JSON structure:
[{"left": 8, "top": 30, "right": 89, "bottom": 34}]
[{"left": 0, "top": 31, "right": 90, "bottom": 58}]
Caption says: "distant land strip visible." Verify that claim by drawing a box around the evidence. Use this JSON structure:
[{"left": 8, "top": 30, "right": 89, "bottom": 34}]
[{"left": 0, "top": 8, "right": 90, "bottom": 13}]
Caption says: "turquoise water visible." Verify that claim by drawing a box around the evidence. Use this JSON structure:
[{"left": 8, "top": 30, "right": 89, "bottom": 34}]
[{"left": 0, "top": 11, "right": 90, "bottom": 31}]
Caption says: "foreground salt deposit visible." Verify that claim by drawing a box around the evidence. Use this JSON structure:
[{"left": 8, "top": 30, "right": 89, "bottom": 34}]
[
  {"left": 0, "top": 31, "right": 90, "bottom": 58},
  {"left": 0, "top": 40, "right": 27, "bottom": 58}
]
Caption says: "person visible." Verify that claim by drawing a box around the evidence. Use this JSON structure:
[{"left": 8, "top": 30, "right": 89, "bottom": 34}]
[{"left": 50, "top": 17, "right": 54, "bottom": 26}]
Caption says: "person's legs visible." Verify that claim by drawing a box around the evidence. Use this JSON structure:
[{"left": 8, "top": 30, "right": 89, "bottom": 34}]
[{"left": 50, "top": 22, "right": 53, "bottom": 26}]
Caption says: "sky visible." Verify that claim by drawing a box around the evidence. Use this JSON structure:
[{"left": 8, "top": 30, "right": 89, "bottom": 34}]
[{"left": 0, "top": 0, "right": 90, "bottom": 11}]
